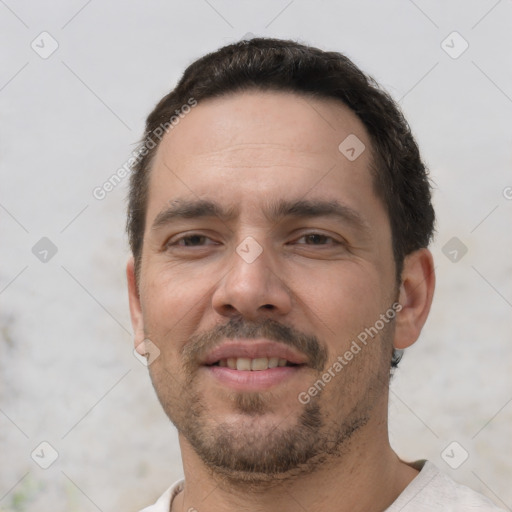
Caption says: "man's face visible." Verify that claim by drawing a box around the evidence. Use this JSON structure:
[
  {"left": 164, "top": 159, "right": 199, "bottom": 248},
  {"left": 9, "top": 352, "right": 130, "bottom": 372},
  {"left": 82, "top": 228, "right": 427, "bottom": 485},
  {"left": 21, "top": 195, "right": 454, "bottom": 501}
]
[{"left": 130, "top": 90, "right": 398, "bottom": 480}]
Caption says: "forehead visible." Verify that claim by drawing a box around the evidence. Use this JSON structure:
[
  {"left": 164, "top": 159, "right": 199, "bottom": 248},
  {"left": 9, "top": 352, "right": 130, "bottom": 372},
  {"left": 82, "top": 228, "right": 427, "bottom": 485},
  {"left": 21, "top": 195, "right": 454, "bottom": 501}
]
[
  {"left": 156, "top": 90, "right": 371, "bottom": 165},
  {"left": 147, "top": 90, "right": 380, "bottom": 222}
]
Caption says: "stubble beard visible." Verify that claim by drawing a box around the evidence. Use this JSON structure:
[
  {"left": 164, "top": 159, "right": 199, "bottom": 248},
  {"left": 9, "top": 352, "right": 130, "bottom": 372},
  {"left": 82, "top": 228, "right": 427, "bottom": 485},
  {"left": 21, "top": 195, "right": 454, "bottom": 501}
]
[
  {"left": 151, "top": 367, "right": 380, "bottom": 486},
  {"left": 148, "top": 316, "right": 393, "bottom": 485}
]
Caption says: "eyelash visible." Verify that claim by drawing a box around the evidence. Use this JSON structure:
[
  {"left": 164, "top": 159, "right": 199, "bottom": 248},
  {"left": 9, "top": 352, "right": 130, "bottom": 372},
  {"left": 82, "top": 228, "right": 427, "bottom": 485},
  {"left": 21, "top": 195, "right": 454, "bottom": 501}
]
[
  {"left": 166, "top": 232, "right": 343, "bottom": 248},
  {"left": 293, "top": 233, "right": 340, "bottom": 246},
  {"left": 166, "top": 234, "right": 218, "bottom": 247}
]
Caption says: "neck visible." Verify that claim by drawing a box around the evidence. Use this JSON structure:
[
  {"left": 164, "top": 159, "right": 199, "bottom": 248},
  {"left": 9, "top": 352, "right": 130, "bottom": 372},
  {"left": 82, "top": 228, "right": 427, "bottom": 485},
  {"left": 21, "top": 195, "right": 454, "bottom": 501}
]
[{"left": 172, "top": 418, "right": 418, "bottom": 512}]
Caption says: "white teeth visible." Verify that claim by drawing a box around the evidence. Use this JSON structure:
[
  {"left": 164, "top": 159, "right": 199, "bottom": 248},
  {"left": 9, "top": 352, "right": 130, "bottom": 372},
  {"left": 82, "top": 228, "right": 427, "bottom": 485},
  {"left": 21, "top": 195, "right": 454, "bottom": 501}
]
[
  {"left": 251, "top": 357, "right": 269, "bottom": 371},
  {"left": 268, "top": 357, "right": 279, "bottom": 368},
  {"left": 216, "top": 357, "right": 294, "bottom": 370},
  {"left": 236, "top": 357, "right": 252, "bottom": 371}
]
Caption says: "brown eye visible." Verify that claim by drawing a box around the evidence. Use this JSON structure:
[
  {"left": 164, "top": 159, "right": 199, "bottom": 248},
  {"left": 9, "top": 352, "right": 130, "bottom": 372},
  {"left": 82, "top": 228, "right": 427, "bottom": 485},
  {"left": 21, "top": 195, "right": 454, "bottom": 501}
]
[
  {"left": 179, "top": 235, "right": 208, "bottom": 246},
  {"left": 297, "top": 234, "right": 336, "bottom": 245},
  {"left": 166, "top": 233, "right": 218, "bottom": 248}
]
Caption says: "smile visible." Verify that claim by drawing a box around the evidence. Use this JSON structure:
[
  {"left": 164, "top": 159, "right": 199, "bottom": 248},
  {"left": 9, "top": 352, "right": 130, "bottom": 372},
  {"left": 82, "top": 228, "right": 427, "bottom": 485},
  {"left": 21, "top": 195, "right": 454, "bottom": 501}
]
[{"left": 210, "top": 357, "right": 300, "bottom": 371}]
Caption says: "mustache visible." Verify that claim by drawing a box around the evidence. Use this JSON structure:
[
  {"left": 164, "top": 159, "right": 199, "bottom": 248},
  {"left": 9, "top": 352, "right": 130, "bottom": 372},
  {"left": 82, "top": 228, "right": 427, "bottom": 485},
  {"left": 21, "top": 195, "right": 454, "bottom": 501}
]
[{"left": 181, "top": 316, "right": 328, "bottom": 372}]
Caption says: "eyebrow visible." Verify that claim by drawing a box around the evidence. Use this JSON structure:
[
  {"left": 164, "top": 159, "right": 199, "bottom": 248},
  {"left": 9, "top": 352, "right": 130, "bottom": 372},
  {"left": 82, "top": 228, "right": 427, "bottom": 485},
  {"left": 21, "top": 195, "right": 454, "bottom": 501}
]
[
  {"left": 264, "top": 199, "right": 369, "bottom": 232},
  {"left": 151, "top": 199, "right": 237, "bottom": 230},
  {"left": 151, "top": 198, "right": 370, "bottom": 234}
]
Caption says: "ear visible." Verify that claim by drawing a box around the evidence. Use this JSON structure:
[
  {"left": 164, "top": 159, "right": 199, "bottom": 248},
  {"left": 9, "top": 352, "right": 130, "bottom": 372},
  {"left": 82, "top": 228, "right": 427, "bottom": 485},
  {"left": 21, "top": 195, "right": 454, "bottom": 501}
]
[
  {"left": 126, "top": 257, "right": 146, "bottom": 355},
  {"left": 394, "top": 248, "right": 435, "bottom": 350}
]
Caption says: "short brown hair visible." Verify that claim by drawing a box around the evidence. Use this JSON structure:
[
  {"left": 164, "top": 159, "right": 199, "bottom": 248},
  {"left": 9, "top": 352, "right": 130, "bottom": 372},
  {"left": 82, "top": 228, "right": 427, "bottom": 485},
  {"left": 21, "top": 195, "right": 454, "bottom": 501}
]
[
  {"left": 126, "top": 38, "right": 435, "bottom": 368},
  {"left": 128, "top": 37, "right": 434, "bottom": 278}
]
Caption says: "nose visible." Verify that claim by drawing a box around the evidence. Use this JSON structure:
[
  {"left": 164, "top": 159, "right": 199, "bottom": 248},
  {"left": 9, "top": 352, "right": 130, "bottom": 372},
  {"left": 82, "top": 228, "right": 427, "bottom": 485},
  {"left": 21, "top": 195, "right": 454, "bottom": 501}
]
[{"left": 211, "top": 237, "right": 292, "bottom": 321}]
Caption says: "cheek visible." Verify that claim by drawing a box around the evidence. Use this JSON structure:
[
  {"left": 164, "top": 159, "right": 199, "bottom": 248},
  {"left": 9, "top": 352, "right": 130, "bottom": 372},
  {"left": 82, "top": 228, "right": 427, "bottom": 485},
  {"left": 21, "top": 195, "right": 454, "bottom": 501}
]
[
  {"left": 291, "top": 263, "right": 383, "bottom": 327},
  {"left": 140, "top": 267, "right": 214, "bottom": 353},
  {"left": 289, "top": 262, "right": 393, "bottom": 377}
]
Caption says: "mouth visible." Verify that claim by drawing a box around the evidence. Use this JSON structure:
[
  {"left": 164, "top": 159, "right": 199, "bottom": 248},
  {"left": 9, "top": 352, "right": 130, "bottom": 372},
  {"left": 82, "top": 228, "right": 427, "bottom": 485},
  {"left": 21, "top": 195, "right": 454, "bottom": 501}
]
[
  {"left": 208, "top": 357, "right": 301, "bottom": 371},
  {"left": 204, "top": 363, "right": 304, "bottom": 391},
  {"left": 201, "top": 339, "right": 308, "bottom": 391}
]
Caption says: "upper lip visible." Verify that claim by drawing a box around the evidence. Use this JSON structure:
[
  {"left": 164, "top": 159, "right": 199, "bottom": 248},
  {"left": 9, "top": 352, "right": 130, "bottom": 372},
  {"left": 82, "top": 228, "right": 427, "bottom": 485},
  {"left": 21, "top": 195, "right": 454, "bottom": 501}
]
[{"left": 202, "top": 339, "right": 308, "bottom": 366}]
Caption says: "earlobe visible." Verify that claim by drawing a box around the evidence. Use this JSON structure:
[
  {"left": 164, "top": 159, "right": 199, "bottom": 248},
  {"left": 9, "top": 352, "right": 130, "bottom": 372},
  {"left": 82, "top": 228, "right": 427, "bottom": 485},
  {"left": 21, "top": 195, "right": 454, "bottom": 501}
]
[
  {"left": 394, "top": 248, "right": 435, "bottom": 350},
  {"left": 126, "top": 257, "right": 146, "bottom": 353}
]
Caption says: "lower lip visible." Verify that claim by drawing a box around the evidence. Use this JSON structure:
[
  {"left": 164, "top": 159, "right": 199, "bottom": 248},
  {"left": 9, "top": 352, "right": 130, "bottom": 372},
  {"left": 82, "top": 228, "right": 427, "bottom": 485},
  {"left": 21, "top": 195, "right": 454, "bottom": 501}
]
[{"left": 204, "top": 365, "right": 303, "bottom": 391}]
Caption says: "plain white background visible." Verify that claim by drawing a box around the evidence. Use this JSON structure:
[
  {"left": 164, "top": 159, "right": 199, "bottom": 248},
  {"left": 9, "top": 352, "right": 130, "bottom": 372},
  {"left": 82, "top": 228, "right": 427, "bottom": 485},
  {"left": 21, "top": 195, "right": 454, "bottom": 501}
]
[{"left": 1, "top": 1, "right": 511, "bottom": 510}]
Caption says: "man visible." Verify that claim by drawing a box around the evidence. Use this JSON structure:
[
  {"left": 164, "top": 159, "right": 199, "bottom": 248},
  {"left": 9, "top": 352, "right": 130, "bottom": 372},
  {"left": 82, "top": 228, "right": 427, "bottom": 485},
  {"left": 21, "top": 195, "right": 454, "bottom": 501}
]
[{"left": 126, "top": 38, "right": 503, "bottom": 511}]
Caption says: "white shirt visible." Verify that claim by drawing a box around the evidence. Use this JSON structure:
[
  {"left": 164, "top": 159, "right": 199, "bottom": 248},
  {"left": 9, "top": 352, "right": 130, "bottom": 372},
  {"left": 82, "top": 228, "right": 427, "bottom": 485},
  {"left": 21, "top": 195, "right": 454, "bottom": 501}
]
[{"left": 138, "top": 460, "right": 505, "bottom": 511}]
